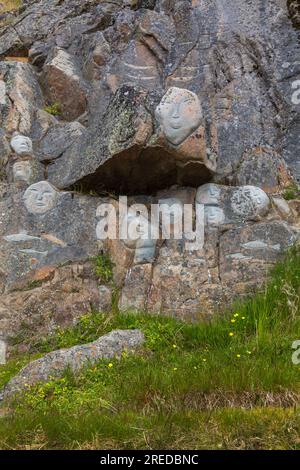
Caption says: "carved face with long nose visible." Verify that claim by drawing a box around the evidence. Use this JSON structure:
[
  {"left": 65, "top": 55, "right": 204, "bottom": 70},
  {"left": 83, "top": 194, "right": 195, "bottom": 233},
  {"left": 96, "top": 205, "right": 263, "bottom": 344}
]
[{"left": 155, "top": 87, "right": 203, "bottom": 146}]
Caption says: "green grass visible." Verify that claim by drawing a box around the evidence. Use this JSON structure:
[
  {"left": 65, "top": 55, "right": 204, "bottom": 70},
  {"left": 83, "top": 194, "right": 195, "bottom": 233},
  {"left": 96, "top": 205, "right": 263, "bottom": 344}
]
[
  {"left": 0, "top": 245, "right": 299, "bottom": 449},
  {"left": 283, "top": 183, "right": 300, "bottom": 201},
  {"left": 92, "top": 253, "right": 114, "bottom": 284},
  {"left": 0, "top": 1, "right": 22, "bottom": 13}
]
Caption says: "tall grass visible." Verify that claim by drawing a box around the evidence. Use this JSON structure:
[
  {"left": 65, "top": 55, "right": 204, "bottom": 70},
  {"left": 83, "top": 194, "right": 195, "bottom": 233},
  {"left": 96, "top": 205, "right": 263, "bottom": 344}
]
[{"left": 0, "top": 245, "right": 299, "bottom": 449}]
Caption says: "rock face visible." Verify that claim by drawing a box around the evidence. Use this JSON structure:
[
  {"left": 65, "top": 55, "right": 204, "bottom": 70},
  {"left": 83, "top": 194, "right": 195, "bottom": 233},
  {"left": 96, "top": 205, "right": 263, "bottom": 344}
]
[
  {"left": 0, "top": 0, "right": 300, "bottom": 347},
  {"left": 0, "top": 329, "right": 145, "bottom": 400}
]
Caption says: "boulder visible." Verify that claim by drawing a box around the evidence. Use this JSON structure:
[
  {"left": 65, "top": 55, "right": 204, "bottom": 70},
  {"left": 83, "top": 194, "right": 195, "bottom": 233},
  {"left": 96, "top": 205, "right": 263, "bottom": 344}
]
[
  {"left": 1, "top": 329, "right": 145, "bottom": 400},
  {"left": 41, "top": 48, "right": 88, "bottom": 121}
]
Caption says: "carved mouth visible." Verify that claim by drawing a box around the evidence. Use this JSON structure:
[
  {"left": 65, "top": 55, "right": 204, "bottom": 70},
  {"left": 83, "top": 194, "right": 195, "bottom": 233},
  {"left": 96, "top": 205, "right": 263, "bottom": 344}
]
[{"left": 170, "top": 122, "right": 182, "bottom": 129}]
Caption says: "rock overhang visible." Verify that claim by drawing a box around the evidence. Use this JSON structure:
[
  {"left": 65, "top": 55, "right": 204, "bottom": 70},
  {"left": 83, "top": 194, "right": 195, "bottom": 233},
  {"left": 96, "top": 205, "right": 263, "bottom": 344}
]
[{"left": 47, "top": 85, "right": 217, "bottom": 195}]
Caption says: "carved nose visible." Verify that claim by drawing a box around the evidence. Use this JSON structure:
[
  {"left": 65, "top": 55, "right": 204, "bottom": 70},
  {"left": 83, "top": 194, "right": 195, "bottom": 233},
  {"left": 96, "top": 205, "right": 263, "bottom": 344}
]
[{"left": 171, "top": 103, "right": 180, "bottom": 118}]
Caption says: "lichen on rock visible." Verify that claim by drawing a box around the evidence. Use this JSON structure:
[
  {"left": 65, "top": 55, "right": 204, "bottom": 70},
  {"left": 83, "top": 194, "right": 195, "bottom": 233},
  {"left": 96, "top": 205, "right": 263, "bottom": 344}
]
[{"left": 0, "top": 0, "right": 299, "bottom": 348}]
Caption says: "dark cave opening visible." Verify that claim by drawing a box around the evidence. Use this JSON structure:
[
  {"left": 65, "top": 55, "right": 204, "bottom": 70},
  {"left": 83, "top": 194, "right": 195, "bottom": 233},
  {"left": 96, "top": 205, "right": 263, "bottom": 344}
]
[{"left": 68, "top": 147, "right": 214, "bottom": 196}]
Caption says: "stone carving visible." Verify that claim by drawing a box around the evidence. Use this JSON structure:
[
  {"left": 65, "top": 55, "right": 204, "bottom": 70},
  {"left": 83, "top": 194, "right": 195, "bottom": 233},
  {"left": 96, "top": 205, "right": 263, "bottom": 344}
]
[
  {"left": 122, "top": 212, "right": 157, "bottom": 264},
  {"left": 4, "top": 232, "right": 40, "bottom": 242},
  {"left": 196, "top": 184, "right": 221, "bottom": 206},
  {"left": 196, "top": 184, "right": 225, "bottom": 227},
  {"left": 23, "top": 181, "right": 58, "bottom": 214},
  {"left": 0, "top": 339, "right": 6, "bottom": 365},
  {"left": 196, "top": 184, "right": 270, "bottom": 226},
  {"left": 155, "top": 87, "right": 202, "bottom": 146},
  {"left": 205, "top": 206, "right": 225, "bottom": 226},
  {"left": 10, "top": 133, "right": 33, "bottom": 156},
  {"left": 12, "top": 160, "right": 32, "bottom": 183},
  {"left": 231, "top": 186, "right": 270, "bottom": 219}
]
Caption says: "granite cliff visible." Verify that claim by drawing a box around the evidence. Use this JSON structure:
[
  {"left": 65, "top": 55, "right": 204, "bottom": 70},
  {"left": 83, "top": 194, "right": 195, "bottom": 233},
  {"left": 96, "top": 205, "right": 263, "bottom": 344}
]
[{"left": 0, "top": 0, "right": 300, "bottom": 359}]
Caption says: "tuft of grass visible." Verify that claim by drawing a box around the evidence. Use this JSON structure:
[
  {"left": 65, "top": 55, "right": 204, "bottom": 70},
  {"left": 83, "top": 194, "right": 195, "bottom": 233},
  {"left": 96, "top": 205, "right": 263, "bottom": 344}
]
[
  {"left": 0, "top": 245, "right": 299, "bottom": 449},
  {"left": 283, "top": 183, "right": 300, "bottom": 201},
  {"left": 92, "top": 253, "right": 114, "bottom": 284},
  {"left": 44, "top": 102, "right": 62, "bottom": 117}
]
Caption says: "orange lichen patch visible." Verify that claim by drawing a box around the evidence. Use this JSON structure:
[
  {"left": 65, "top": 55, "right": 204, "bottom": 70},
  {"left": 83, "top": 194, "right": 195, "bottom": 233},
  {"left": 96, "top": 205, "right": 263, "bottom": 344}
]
[
  {"left": 4, "top": 56, "right": 29, "bottom": 63},
  {"left": 32, "top": 265, "right": 56, "bottom": 282},
  {"left": 278, "top": 163, "right": 295, "bottom": 189},
  {"left": 41, "top": 233, "right": 67, "bottom": 247}
]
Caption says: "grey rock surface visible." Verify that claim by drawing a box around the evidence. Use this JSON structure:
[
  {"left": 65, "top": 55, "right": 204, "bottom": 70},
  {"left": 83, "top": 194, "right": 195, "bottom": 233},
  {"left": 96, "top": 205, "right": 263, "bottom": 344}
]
[
  {"left": 1, "top": 329, "right": 145, "bottom": 400},
  {"left": 0, "top": 0, "right": 299, "bottom": 339}
]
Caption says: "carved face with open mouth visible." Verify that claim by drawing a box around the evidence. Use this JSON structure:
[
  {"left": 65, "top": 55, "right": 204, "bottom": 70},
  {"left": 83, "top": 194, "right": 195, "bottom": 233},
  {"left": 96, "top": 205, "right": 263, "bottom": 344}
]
[
  {"left": 155, "top": 87, "right": 203, "bottom": 146},
  {"left": 10, "top": 134, "right": 33, "bottom": 156},
  {"left": 23, "top": 181, "right": 58, "bottom": 214}
]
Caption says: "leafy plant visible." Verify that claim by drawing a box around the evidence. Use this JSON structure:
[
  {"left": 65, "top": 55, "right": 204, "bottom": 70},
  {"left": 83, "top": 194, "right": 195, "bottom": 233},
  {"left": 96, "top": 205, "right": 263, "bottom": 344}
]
[{"left": 92, "top": 253, "right": 114, "bottom": 284}]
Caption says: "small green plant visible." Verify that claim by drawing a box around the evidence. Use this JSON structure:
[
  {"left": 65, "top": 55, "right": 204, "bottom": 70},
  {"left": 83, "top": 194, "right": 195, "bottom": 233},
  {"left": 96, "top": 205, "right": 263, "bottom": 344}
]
[
  {"left": 26, "top": 279, "right": 43, "bottom": 290},
  {"left": 0, "top": 168, "right": 6, "bottom": 181},
  {"left": 283, "top": 184, "right": 300, "bottom": 201},
  {"left": 44, "top": 102, "right": 62, "bottom": 117},
  {"left": 92, "top": 253, "right": 114, "bottom": 284}
]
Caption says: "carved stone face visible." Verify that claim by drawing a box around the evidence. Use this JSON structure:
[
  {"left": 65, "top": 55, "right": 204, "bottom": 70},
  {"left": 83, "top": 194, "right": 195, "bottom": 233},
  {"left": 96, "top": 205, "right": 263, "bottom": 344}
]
[
  {"left": 205, "top": 206, "right": 225, "bottom": 226},
  {"left": 122, "top": 213, "right": 151, "bottom": 249},
  {"left": 155, "top": 87, "right": 202, "bottom": 146},
  {"left": 231, "top": 186, "right": 270, "bottom": 218},
  {"left": 23, "top": 181, "right": 58, "bottom": 214},
  {"left": 10, "top": 134, "right": 33, "bottom": 155},
  {"left": 13, "top": 161, "right": 32, "bottom": 183},
  {"left": 196, "top": 184, "right": 221, "bottom": 205},
  {"left": 122, "top": 212, "right": 157, "bottom": 263}
]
